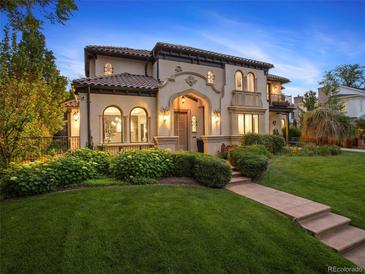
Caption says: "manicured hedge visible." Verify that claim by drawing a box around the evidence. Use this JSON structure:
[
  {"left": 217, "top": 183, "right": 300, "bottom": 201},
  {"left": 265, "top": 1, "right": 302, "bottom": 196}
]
[
  {"left": 171, "top": 151, "right": 200, "bottom": 177},
  {"left": 110, "top": 149, "right": 174, "bottom": 181},
  {"left": 229, "top": 146, "right": 269, "bottom": 178},
  {"left": 66, "top": 148, "right": 110, "bottom": 175},
  {"left": 1, "top": 157, "right": 98, "bottom": 198},
  {"left": 193, "top": 155, "right": 232, "bottom": 188},
  {"left": 241, "top": 133, "right": 285, "bottom": 154}
]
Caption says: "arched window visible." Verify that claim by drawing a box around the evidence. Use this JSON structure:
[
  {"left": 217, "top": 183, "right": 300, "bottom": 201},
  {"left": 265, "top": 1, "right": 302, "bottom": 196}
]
[
  {"left": 130, "top": 107, "right": 148, "bottom": 143},
  {"left": 103, "top": 106, "right": 122, "bottom": 143},
  {"left": 247, "top": 72, "right": 255, "bottom": 92},
  {"left": 207, "top": 71, "right": 214, "bottom": 84},
  {"left": 104, "top": 63, "right": 113, "bottom": 76},
  {"left": 235, "top": 71, "right": 243, "bottom": 91}
]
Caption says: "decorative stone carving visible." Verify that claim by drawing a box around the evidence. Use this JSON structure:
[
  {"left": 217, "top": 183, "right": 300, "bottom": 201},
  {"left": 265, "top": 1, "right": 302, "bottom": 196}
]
[
  {"left": 174, "top": 66, "right": 182, "bottom": 73},
  {"left": 185, "top": 75, "right": 197, "bottom": 87}
]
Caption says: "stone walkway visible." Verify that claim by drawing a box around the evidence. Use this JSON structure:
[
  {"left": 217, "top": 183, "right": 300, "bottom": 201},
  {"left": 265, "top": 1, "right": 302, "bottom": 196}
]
[
  {"left": 341, "top": 148, "right": 365, "bottom": 153},
  {"left": 227, "top": 172, "right": 365, "bottom": 268}
]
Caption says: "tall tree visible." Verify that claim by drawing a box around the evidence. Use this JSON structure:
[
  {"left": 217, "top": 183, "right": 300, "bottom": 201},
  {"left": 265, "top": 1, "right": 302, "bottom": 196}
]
[
  {"left": 302, "top": 90, "right": 318, "bottom": 111},
  {"left": 0, "top": 0, "right": 77, "bottom": 166},
  {"left": 0, "top": 27, "right": 68, "bottom": 165}
]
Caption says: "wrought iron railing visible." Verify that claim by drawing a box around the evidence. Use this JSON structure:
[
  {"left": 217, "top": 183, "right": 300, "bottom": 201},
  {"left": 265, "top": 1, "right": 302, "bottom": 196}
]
[{"left": 270, "top": 94, "right": 293, "bottom": 107}]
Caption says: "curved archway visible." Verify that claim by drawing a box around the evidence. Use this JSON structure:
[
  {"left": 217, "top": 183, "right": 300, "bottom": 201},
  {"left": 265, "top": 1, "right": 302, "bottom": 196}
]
[
  {"left": 169, "top": 89, "right": 212, "bottom": 151},
  {"left": 103, "top": 106, "right": 122, "bottom": 143},
  {"left": 130, "top": 107, "right": 148, "bottom": 143}
]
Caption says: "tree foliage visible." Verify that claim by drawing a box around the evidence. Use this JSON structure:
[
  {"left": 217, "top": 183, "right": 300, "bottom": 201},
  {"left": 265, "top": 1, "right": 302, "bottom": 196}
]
[
  {"left": 303, "top": 90, "right": 318, "bottom": 111},
  {"left": 0, "top": 27, "right": 68, "bottom": 166},
  {"left": 0, "top": 0, "right": 77, "bottom": 30},
  {"left": 301, "top": 107, "right": 355, "bottom": 145}
]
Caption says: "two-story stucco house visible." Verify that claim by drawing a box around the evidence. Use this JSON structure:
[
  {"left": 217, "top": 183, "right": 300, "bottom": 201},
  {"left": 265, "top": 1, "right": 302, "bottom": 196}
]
[{"left": 71, "top": 42, "right": 293, "bottom": 154}]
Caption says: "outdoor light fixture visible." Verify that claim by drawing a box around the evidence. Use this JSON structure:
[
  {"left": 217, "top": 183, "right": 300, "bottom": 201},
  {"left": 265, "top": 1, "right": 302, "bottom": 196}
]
[
  {"left": 181, "top": 96, "right": 186, "bottom": 104},
  {"left": 213, "top": 110, "right": 221, "bottom": 124},
  {"left": 160, "top": 106, "right": 169, "bottom": 123},
  {"left": 73, "top": 111, "right": 79, "bottom": 122}
]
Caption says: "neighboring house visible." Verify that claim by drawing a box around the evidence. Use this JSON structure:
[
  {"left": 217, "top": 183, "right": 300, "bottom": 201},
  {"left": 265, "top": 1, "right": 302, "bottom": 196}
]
[
  {"left": 318, "top": 86, "right": 365, "bottom": 119},
  {"left": 293, "top": 95, "right": 304, "bottom": 125},
  {"left": 71, "top": 42, "right": 293, "bottom": 154}
]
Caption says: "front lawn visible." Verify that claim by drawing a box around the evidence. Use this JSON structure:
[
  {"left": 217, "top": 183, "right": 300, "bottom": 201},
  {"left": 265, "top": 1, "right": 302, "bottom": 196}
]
[
  {"left": 261, "top": 152, "right": 365, "bottom": 229},
  {"left": 0, "top": 185, "right": 355, "bottom": 273}
]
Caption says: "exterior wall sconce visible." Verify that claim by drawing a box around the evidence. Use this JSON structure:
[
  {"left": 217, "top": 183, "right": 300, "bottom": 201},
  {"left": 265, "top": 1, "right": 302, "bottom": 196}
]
[
  {"left": 73, "top": 111, "right": 80, "bottom": 122},
  {"left": 160, "top": 106, "right": 169, "bottom": 123},
  {"left": 181, "top": 96, "right": 186, "bottom": 104},
  {"left": 213, "top": 110, "right": 221, "bottom": 124}
]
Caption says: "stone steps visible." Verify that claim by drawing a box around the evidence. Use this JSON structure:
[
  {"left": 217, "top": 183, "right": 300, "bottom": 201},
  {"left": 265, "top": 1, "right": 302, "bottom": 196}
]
[
  {"left": 232, "top": 170, "right": 241, "bottom": 177},
  {"left": 299, "top": 212, "right": 351, "bottom": 236},
  {"left": 343, "top": 242, "right": 365, "bottom": 268},
  {"left": 319, "top": 225, "right": 365, "bottom": 253},
  {"left": 226, "top": 180, "right": 365, "bottom": 268}
]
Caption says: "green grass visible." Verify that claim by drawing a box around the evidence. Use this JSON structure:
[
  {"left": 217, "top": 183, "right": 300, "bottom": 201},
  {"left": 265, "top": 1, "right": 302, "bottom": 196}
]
[
  {"left": 0, "top": 185, "right": 355, "bottom": 274},
  {"left": 261, "top": 152, "right": 365, "bottom": 229}
]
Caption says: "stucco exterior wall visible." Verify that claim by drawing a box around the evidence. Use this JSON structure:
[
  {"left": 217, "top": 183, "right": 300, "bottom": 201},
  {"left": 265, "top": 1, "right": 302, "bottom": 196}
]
[{"left": 94, "top": 55, "right": 153, "bottom": 77}]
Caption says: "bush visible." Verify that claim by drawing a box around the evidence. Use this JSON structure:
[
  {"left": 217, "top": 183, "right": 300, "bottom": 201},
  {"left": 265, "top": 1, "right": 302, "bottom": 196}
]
[
  {"left": 193, "top": 155, "right": 232, "bottom": 188},
  {"left": 241, "top": 133, "right": 285, "bottom": 154},
  {"left": 110, "top": 149, "right": 174, "bottom": 181},
  {"left": 289, "top": 125, "right": 301, "bottom": 139},
  {"left": 236, "top": 154, "right": 269, "bottom": 179},
  {"left": 66, "top": 148, "right": 110, "bottom": 175},
  {"left": 171, "top": 151, "right": 200, "bottom": 177},
  {"left": 229, "top": 145, "right": 271, "bottom": 166},
  {"left": 1, "top": 157, "right": 98, "bottom": 198},
  {"left": 241, "top": 133, "right": 263, "bottom": 146},
  {"left": 328, "top": 145, "right": 342, "bottom": 155},
  {"left": 298, "top": 143, "right": 341, "bottom": 156}
]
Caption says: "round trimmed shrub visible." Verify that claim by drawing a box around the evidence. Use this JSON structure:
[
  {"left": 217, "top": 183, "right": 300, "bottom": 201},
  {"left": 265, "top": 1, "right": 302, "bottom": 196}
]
[
  {"left": 193, "top": 155, "right": 232, "bottom": 188},
  {"left": 110, "top": 149, "right": 174, "bottom": 181},
  {"left": 262, "top": 135, "right": 285, "bottom": 154},
  {"left": 66, "top": 148, "right": 110, "bottom": 175},
  {"left": 236, "top": 154, "right": 268, "bottom": 179},
  {"left": 229, "top": 145, "right": 271, "bottom": 166},
  {"left": 171, "top": 151, "right": 200, "bottom": 177}
]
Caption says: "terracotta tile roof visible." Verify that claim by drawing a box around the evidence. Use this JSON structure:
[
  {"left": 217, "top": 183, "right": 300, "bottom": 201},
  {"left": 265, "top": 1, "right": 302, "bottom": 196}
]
[
  {"left": 85, "top": 45, "right": 151, "bottom": 59},
  {"left": 154, "top": 42, "right": 274, "bottom": 69},
  {"left": 72, "top": 73, "right": 159, "bottom": 90},
  {"left": 267, "top": 74, "right": 290, "bottom": 83}
]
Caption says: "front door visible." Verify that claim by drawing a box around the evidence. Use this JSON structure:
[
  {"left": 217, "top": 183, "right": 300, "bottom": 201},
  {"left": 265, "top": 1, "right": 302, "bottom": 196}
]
[{"left": 174, "top": 111, "right": 188, "bottom": 150}]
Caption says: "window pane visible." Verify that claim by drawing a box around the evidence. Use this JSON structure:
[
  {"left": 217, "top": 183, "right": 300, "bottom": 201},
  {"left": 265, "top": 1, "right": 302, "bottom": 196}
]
[
  {"left": 235, "top": 71, "right": 243, "bottom": 91},
  {"left": 253, "top": 114, "right": 259, "bottom": 133},
  {"left": 247, "top": 73, "right": 255, "bottom": 92},
  {"left": 245, "top": 114, "right": 252, "bottom": 134},
  {"left": 130, "top": 107, "right": 148, "bottom": 143},
  {"left": 104, "top": 106, "right": 122, "bottom": 143},
  {"left": 238, "top": 114, "right": 244, "bottom": 134}
]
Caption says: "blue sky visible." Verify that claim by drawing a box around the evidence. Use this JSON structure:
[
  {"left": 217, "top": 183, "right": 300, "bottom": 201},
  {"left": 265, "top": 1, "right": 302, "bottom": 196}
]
[{"left": 2, "top": 0, "right": 365, "bottom": 96}]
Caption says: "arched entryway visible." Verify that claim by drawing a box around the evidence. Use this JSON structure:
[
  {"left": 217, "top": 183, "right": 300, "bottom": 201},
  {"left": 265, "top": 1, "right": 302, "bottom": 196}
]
[{"left": 170, "top": 90, "right": 211, "bottom": 151}]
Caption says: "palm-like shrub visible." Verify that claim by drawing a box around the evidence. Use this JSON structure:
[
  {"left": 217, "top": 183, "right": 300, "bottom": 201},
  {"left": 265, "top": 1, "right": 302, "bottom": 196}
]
[{"left": 302, "top": 107, "right": 355, "bottom": 144}]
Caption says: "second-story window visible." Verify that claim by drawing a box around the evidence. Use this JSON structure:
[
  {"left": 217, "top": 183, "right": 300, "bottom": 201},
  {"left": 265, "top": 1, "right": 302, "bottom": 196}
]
[
  {"left": 207, "top": 71, "right": 214, "bottom": 84},
  {"left": 247, "top": 72, "right": 255, "bottom": 92},
  {"left": 104, "top": 63, "right": 113, "bottom": 76},
  {"left": 235, "top": 71, "right": 243, "bottom": 91}
]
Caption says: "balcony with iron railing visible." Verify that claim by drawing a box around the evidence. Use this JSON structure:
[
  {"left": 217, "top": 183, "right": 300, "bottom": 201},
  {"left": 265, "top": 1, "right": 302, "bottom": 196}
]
[{"left": 269, "top": 94, "right": 293, "bottom": 107}]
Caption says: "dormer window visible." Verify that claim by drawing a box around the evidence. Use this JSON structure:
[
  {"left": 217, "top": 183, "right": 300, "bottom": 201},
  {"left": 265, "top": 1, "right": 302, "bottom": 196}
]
[
  {"left": 104, "top": 63, "right": 113, "bottom": 76},
  {"left": 207, "top": 71, "right": 214, "bottom": 84}
]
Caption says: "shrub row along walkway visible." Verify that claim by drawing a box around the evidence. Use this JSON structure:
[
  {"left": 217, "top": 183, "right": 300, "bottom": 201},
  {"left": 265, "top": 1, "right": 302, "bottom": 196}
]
[{"left": 227, "top": 172, "right": 365, "bottom": 268}]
